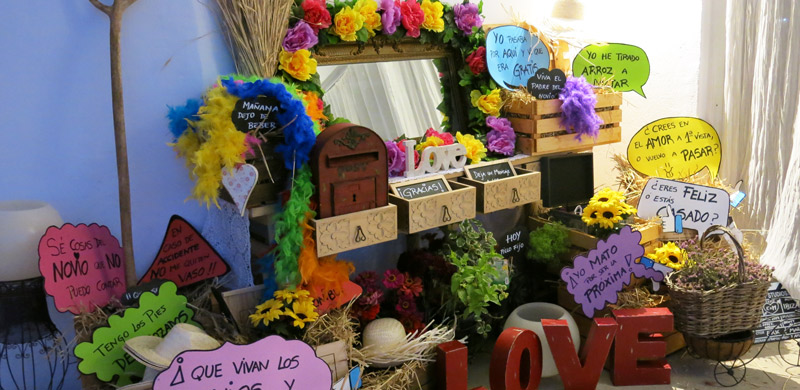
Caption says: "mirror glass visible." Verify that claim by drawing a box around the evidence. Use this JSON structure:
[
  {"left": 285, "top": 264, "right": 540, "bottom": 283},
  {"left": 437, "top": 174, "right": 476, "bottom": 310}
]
[{"left": 318, "top": 60, "right": 444, "bottom": 141}]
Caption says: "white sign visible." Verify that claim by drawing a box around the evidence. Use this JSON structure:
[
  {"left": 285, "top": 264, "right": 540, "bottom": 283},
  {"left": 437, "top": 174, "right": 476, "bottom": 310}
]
[
  {"left": 638, "top": 178, "right": 730, "bottom": 236},
  {"left": 403, "top": 140, "right": 467, "bottom": 178}
]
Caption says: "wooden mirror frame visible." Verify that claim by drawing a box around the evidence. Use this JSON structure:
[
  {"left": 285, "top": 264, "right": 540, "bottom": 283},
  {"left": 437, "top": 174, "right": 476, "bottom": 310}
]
[{"left": 314, "top": 39, "right": 469, "bottom": 136}]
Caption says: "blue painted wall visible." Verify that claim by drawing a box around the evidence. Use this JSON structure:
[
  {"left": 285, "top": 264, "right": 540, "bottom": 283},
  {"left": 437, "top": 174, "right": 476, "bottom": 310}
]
[{"left": 0, "top": 1, "right": 234, "bottom": 387}]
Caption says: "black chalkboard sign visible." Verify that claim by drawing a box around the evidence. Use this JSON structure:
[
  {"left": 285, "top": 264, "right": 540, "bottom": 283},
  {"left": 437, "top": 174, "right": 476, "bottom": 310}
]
[
  {"left": 391, "top": 176, "right": 451, "bottom": 199},
  {"left": 120, "top": 279, "right": 166, "bottom": 306},
  {"left": 754, "top": 283, "right": 800, "bottom": 344},
  {"left": 465, "top": 161, "right": 515, "bottom": 182},
  {"left": 497, "top": 226, "right": 528, "bottom": 263},
  {"left": 231, "top": 95, "right": 282, "bottom": 133},
  {"left": 527, "top": 68, "right": 566, "bottom": 100}
]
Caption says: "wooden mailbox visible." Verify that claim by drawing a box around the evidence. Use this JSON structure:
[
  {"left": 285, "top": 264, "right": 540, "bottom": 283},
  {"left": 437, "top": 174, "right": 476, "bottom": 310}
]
[{"left": 311, "top": 123, "right": 388, "bottom": 219}]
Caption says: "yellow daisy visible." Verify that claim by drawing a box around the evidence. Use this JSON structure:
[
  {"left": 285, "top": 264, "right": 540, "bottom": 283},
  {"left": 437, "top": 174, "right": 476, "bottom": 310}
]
[{"left": 654, "top": 242, "right": 687, "bottom": 270}]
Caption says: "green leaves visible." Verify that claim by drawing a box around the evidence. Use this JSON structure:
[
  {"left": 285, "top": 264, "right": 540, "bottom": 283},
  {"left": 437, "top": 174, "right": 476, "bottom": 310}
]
[{"left": 356, "top": 27, "right": 369, "bottom": 42}]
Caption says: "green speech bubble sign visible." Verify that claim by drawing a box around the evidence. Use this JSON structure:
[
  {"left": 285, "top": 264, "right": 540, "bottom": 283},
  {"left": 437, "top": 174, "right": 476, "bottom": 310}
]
[{"left": 572, "top": 43, "right": 650, "bottom": 97}]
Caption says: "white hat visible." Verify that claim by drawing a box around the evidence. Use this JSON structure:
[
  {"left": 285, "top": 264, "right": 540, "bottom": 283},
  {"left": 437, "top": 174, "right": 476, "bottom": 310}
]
[{"left": 124, "top": 323, "right": 220, "bottom": 370}]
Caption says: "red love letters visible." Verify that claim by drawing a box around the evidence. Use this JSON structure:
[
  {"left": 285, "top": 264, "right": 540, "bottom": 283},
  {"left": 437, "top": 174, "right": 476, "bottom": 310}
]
[{"left": 437, "top": 308, "right": 673, "bottom": 390}]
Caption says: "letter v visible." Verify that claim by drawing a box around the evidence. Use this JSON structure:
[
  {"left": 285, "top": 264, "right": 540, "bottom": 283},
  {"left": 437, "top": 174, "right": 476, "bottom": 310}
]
[{"left": 542, "top": 318, "right": 618, "bottom": 390}]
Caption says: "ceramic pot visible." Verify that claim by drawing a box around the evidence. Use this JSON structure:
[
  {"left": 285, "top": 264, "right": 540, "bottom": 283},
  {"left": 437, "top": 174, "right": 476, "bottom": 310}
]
[
  {"left": 0, "top": 201, "right": 62, "bottom": 281},
  {"left": 504, "top": 302, "right": 580, "bottom": 377}
]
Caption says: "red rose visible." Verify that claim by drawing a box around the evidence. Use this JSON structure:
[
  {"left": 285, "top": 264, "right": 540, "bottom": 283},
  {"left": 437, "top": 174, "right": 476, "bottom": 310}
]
[
  {"left": 302, "top": 0, "right": 332, "bottom": 33},
  {"left": 398, "top": 0, "right": 425, "bottom": 38},
  {"left": 466, "top": 46, "right": 487, "bottom": 75}
]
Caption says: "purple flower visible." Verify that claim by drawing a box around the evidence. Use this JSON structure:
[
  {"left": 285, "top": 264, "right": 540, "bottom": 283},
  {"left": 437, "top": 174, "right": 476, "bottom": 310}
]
[
  {"left": 454, "top": 2, "right": 483, "bottom": 35},
  {"left": 380, "top": 0, "right": 402, "bottom": 35},
  {"left": 385, "top": 140, "right": 407, "bottom": 177},
  {"left": 282, "top": 21, "right": 318, "bottom": 52},
  {"left": 486, "top": 116, "right": 514, "bottom": 135},
  {"left": 486, "top": 116, "right": 516, "bottom": 156}
]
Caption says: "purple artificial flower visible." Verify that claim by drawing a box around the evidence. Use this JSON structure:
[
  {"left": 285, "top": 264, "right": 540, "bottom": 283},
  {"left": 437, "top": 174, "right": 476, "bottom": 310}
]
[
  {"left": 559, "top": 76, "right": 603, "bottom": 140},
  {"left": 454, "top": 2, "right": 483, "bottom": 35},
  {"left": 486, "top": 116, "right": 514, "bottom": 135},
  {"left": 486, "top": 116, "right": 516, "bottom": 156},
  {"left": 380, "top": 0, "right": 402, "bottom": 35},
  {"left": 385, "top": 140, "right": 407, "bottom": 177},
  {"left": 282, "top": 21, "right": 318, "bottom": 52}
]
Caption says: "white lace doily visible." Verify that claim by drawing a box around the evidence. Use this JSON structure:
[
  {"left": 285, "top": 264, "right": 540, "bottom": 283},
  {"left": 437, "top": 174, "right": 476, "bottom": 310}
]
[{"left": 202, "top": 200, "right": 253, "bottom": 289}]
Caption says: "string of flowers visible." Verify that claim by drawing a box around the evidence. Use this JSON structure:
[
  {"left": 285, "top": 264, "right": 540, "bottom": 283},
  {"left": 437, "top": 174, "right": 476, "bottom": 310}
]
[{"left": 277, "top": 0, "right": 498, "bottom": 137}]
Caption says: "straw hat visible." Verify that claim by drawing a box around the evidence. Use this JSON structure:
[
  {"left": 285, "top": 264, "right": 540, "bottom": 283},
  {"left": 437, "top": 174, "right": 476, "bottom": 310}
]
[{"left": 124, "top": 323, "right": 220, "bottom": 370}]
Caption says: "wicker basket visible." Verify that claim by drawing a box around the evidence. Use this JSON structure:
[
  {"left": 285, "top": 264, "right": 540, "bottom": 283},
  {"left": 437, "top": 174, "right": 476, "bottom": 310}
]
[
  {"left": 666, "top": 226, "right": 770, "bottom": 338},
  {"left": 685, "top": 331, "right": 754, "bottom": 361}
]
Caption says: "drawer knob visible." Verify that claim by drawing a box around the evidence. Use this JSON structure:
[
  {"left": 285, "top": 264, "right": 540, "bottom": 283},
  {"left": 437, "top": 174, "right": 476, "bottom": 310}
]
[
  {"left": 442, "top": 205, "right": 452, "bottom": 222},
  {"left": 512, "top": 188, "right": 521, "bottom": 203}
]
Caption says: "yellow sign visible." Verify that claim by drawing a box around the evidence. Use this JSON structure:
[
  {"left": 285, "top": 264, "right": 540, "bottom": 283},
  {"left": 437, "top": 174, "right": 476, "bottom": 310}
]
[{"left": 627, "top": 117, "right": 721, "bottom": 179}]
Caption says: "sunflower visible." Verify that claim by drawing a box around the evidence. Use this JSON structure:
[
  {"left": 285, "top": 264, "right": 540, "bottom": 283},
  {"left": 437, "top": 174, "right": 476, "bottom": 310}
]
[
  {"left": 654, "top": 242, "right": 687, "bottom": 270},
  {"left": 250, "top": 298, "right": 284, "bottom": 326},
  {"left": 274, "top": 289, "right": 297, "bottom": 303},
  {"left": 586, "top": 204, "right": 624, "bottom": 229}
]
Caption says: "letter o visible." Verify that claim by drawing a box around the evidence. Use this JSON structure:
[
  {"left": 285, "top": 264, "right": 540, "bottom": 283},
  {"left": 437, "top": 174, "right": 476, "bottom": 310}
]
[{"left": 490, "top": 327, "right": 542, "bottom": 390}]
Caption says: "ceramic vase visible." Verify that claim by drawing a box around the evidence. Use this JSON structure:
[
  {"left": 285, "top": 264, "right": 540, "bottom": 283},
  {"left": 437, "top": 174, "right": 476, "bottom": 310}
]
[
  {"left": 504, "top": 302, "right": 580, "bottom": 378},
  {"left": 0, "top": 200, "right": 63, "bottom": 281}
]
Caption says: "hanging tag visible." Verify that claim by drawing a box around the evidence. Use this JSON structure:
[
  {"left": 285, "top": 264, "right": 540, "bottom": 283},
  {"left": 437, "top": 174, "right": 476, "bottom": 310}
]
[{"left": 730, "top": 180, "right": 746, "bottom": 207}]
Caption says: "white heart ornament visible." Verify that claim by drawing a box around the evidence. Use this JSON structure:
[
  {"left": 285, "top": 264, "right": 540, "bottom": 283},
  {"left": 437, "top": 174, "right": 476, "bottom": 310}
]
[{"left": 222, "top": 164, "right": 258, "bottom": 216}]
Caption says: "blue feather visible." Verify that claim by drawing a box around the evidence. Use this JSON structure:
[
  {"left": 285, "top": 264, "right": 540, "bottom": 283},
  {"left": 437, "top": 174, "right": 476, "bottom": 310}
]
[{"left": 166, "top": 99, "right": 202, "bottom": 140}]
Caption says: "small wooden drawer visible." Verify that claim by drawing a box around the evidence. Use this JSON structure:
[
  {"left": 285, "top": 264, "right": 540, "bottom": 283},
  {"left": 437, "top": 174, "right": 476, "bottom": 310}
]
[
  {"left": 389, "top": 181, "right": 476, "bottom": 234},
  {"left": 311, "top": 204, "right": 397, "bottom": 257},
  {"left": 458, "top": 168, "right": 541, "bottom": 213}
]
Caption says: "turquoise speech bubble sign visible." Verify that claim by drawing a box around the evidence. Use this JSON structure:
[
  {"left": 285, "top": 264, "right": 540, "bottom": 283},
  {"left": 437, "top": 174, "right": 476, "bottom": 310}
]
[{"left": 486, "top": 25, "right": 551, "bottom": 90}]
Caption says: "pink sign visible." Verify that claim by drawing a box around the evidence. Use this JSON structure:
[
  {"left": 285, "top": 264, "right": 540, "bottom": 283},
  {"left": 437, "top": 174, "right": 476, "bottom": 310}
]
[
  {"left": 154, "top": 335, "right": 333, "bottom": 390},
  {"left": 38, "top": 223, "right": 127, "bottom": 314}
]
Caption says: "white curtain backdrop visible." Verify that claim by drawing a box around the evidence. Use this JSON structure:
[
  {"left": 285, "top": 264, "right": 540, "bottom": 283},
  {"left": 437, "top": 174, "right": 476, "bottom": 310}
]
[
  {"left": 722, "top": 0, "right": 800, "bottom": 298},
  {"left": 319, "top": 60, "right": 444, "bottom": 140}
]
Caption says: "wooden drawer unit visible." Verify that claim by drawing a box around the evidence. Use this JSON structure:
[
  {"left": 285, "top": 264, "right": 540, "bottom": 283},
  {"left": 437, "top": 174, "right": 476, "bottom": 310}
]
[
  {"left": 311, "top": 204, "right": 397, "bottom": 257},
  {"left": 459, "top": 168, "right": 541, "bottom": 213},
  {"left": 390, "top": 181, "right": 476, "bottom": 234}
]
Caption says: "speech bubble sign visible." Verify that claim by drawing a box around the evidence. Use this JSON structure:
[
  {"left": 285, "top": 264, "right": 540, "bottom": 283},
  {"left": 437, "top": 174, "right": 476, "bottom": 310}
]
[
  {"left": 38, "top": 223, "right": 127, "bottom": 314},
  {"left": 638, "top": 178, "right": 730, "bottom": 236},
  {"left": 561, "top": 226, "right": 663, "bottom": 318},
  {"left": 486, "top": 25, "right": 551, "bottom": 90},
  {"left": 572, "top": 43, "right": 650, "bottom": 97},
  {"left": 627, "top": 117, "right": 721, "bottom": 179},
  {"left": 153, "top": 335, "right": 333, "bottom": 390},
  {"left": 527, "top": 68, "right": 566, "bottom": 100},
  {"left": 74, "top": 281, "right": 198, "bottom": 385},
  {"left": 138, "top": 215, "right": 230, "bottom": 288}
]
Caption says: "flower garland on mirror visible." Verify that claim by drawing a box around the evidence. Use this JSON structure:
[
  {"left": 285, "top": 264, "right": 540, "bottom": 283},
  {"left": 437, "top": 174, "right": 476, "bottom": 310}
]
[{"left": 278, "top": 0, "right": 505, "bottom": 139}]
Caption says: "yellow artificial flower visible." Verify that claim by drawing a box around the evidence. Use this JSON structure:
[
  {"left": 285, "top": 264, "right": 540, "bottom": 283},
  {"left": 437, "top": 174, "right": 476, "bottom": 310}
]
[
  {"left": 456, "top": 132, "right": 487, "bottom": 164},
  {"left": 416, "top": 135, "right": 445, "bottom": 151},
  {"left": 470, "top": 89, "right": 503, "bottom": 117},
  {"left": 582, "top": 203, "right": 622, "bottom": 229},
  {"left": 332, "top": 6, "right": 365, "bottom": 41},
  {"left": 590, "top": 188, "right": 625, "bottom": 208},
  {"left": 274, "top": 289, "right": 297, "bottom": 303},
  {"left": 420, "top": 0, "right": 445, "bottom": 32},
  {"left": 279, "top": 49, "right": 318, "bottom": 81},
  {"left": 354, "top": 0, "right": 381, "bottom": 37},
  {"left": 294, "top": 289, "right": 312, "bottom": 299},
  {"left": 250, "top": 299, "right": 284, "bottom": 326},
  {"left": 654, "top": 242, "right": 687, "bottom": 270}
]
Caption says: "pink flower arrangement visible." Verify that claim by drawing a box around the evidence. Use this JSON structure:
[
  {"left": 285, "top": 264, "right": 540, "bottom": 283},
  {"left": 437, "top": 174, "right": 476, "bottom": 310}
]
[
  {"left": 383, "top": 269, "right": 406, "bottom": 289},
  {"left": 424, "top": 128, "right": 454, "bottom": 145},
  {"left": 351, "top": 269, "right": 425, "bottom": 332},
  {"left": 486, "top": 116, "right": 516, "bottom": 156},
  {"left": 398, "top": 0, "right": 425, "bottom": 38}
]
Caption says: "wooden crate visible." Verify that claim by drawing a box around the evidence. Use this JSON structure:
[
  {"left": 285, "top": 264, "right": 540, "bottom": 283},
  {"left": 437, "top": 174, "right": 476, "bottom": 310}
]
[
  {"left": 389, "top": 181, "right": 476, "bottom": 234},
  {"left": 528, "top": 216, "right": 662, "bottom": 252},
  {"left": 458, "top": 168, "right": 541, "bottom": 214},
  {"left": 311, "top": 204, "right": 397, "bottom": 257},
  {"left": 508, "top": 92, "right": 623, "bottom": 154}
]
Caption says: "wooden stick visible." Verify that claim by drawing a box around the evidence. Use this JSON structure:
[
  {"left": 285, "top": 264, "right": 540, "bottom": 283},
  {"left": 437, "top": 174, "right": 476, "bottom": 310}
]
[{"left": 88, "top": 0, "right": 138, "bottom": 287}]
